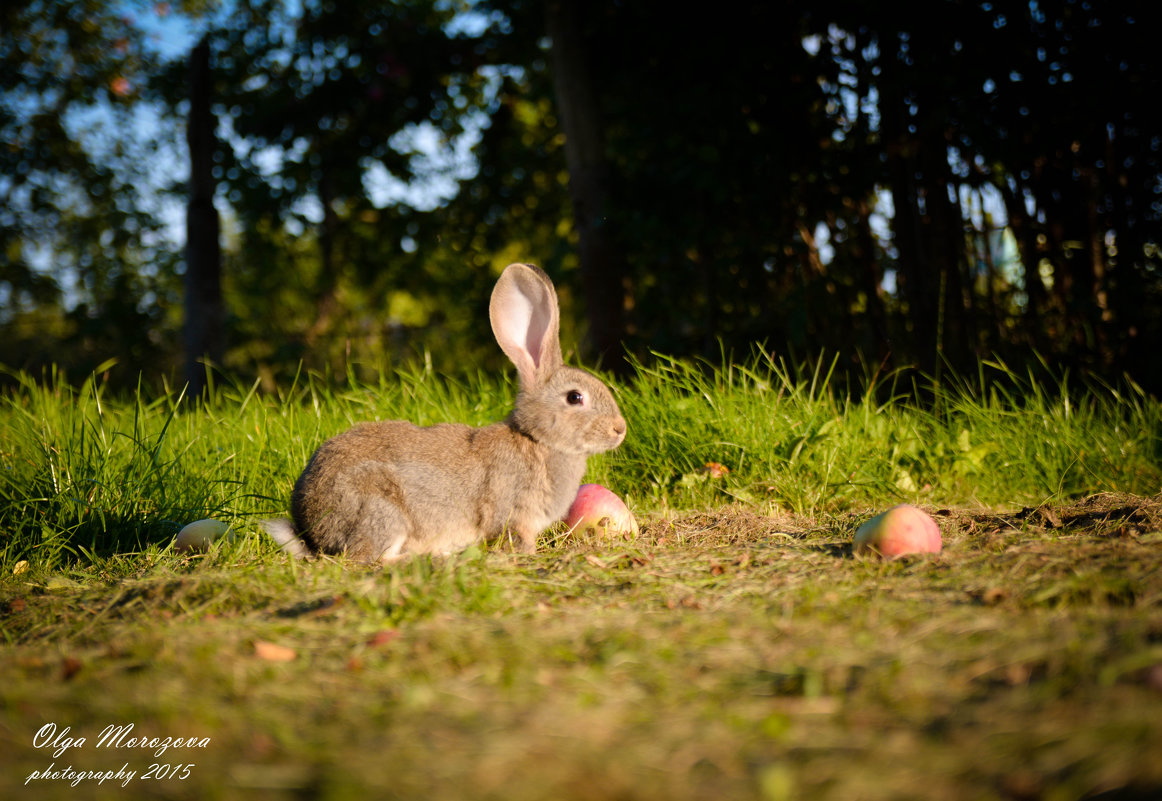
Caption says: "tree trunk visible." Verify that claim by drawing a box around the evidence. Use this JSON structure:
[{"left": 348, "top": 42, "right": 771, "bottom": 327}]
[
  {"left": 546, "top": 0, "right": 627, "bottom": 373},
  {"left": 1082, "top": 166, "right": 1113, "bottom": 369},
  {"left": 997, "top": 176, "right": 1049, "bottom": 343},
  {"left": 305, "top": 168, "right": 341, "bottom": 352},
  {"left": 880, "top": 65, "right": 938, "bottom": 378},
  {"left": 917, "top": 128, "right": 973, "bottom": 370},
  {"left": 184, "top": 38, "right": 223, "bottom": 396},
  {"left": 854, "top": 197, "right": 890, "bottom": 360}
]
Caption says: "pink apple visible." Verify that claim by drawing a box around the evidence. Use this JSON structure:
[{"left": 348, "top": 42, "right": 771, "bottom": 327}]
[
  {"left": 564, "top": 484, "right": 639, "bottom": 538},
  {"left": 854, "top": 504, "right": 942, "bottom": 558}
]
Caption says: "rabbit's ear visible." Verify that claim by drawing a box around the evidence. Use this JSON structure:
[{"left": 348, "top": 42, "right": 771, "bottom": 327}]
[{"left": 490, "top": 263, "right": 563, "bottom": 385}]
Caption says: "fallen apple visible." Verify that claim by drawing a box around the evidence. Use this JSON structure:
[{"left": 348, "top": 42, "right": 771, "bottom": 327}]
[
  {"left": 564, "top": 483, "right": 639, "bottom": 539},
  {"left": 853, "top": 504, "right": 942, "bottom": 558},
  {"left": 174, "top": 518, "right": 234, "bottom": 553}
]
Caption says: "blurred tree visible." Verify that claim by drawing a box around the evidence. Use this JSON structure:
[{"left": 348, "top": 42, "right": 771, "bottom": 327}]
[
  {"left": 150, "top": 0, "right": 529, "bottom": 380},
  {"left": 483, "top": 0, "right": 893, "bottom": 364},
  {"left": 479, "top": 0, "right": 1160, "bottom": 386},
  {"left": 184, "top": 36, "right": 224, "bottom": 394},
  {"left": 2, "top": 0, "right": 1159, "bottom": 393},
  {"left": 546, "top": 0, "right": 627, "bottom": 372},
  {"left": 0, "top": 0, "right": 182, "bottom": 381}
]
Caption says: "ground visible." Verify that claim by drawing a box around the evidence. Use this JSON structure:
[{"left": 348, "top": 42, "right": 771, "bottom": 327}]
[{"left": 2, "top": 493, "right": 1161, "bottom": 800}]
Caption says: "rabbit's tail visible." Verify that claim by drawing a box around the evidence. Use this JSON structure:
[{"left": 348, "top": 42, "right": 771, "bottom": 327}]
[{"left": 262, "top": 517, "right": 311, "bottom": 559}]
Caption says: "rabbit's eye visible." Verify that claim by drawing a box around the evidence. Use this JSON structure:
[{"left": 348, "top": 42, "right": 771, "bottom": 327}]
[{"left": 566, "top": 390, "right": 585, "bottom": 406}]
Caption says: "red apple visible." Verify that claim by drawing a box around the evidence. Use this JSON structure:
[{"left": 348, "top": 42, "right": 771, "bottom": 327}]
[
  {"left": 853, "top": 504, "right": 942, "bottom": 558},
  {"left": 564, "top": 484, "right": 639, "bottom": 538}
]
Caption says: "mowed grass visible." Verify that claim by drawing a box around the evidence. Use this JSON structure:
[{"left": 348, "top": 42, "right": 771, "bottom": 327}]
[{"left": 1, "top": 353, "right": 1161, "bottom": 800}]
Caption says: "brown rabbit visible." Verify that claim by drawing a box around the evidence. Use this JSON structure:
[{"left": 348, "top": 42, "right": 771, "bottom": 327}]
[{"left": 265, "top": 263, "right": 627, "bottom": 562}]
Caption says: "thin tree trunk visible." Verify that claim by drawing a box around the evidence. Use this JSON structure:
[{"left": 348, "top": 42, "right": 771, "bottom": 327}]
[
  {"left": 184, "top": 38, "right": 223, "bottom": 396},
  {"left": 1082, "top": 166, "right": 1112, "bottom": 368},
  {"left": 855, "top": 197, "right": 889, "bottom": 360},
  {"left": 547, "top": 0, "right": 627, "bottom": 373},
  {"left": 997, "top": 176, "right": 1048, "bottom": 343},
  {"left": 920, "top": 134, "right": 973, "bottom": 369},
  {"left": 880, "top": 62, "right": 937, "bottom": 377},
  {"left": 975, "top": 188, "right": 1003, "bottom": 345},
  {"left": 305, "top": 168, "right": 341, "bottom": 351}
]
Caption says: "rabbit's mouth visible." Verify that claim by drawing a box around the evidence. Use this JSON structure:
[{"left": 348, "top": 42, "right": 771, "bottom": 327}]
[
  {"left": 547, "top": 422, "right": 625, "bottom": 455},
  {"left": 587, "top": 418, "right": 627, "bottom": 453},
  {"left": 610, "top": 416, "right": 628, "bottom": 445}
]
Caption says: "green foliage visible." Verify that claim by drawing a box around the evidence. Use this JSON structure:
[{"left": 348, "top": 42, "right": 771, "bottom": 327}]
[
  {"left": 1, "top": 0, "right": 182, "bottom": 378},
  {"left": 613, "top": 351, "right": 1162, "bottom": 516},
  {"left": 1, "top": 354, "right": 1158, "bottom": 573}
]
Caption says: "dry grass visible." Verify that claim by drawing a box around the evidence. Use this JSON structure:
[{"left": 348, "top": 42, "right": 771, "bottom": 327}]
[{"left": 3, "top": 493, "right": 1161, "bottom": 800}]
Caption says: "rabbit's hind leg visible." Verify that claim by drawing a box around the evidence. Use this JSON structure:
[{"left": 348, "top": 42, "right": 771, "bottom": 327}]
[{"left": 349, "top": 492, "right": 413, "bottom": 563}]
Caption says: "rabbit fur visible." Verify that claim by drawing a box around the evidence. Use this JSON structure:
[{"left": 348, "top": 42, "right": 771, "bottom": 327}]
[{"left": 266, "top": 263, "right": 627, "bottom": 562}]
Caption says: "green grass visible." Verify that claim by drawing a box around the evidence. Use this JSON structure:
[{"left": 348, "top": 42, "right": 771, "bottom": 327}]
[
  {"left": 620, "top": 351, "right": 1160, "bottom": 513},
  {"left": 2, "top": 353, "right": 1158, "bottom": 570},
  {"left": 1, "top": 354, "right": 1161, "bottom": 799}
]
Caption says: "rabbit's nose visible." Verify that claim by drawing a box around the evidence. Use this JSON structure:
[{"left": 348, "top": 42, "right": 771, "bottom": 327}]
[{"left": 611, "top": 417, "right": 627, "bottom": 438}]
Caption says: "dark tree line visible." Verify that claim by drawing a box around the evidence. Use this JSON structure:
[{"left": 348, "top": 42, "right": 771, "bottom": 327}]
[
  {"left": 2, "top": 0, "right": 1159, "bottom": 392},
  {"left": 519, "top": 0, "right": 1160, "bottom": 383}
]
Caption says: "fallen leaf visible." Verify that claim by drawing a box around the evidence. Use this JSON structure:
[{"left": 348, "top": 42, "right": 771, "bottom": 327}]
[
  {"left": 61, "top": 657, "right": 83, "bottom": 681},
  {"left": 367, "top": 630, "right": 400, "bottom": 648},
  {"left": 703, "top": 461, "right": 730, "bottom": 478},
  {"left": 253, "top": 641, "right": 297, "bottom": 662},
  {"left": 981, "top": 587, "right": 1007, "bottom": 605},
  {"left": 247, "top": 733, "right": 276, "bottom": 759},
  {"left": 1000, "top": 771, "right": 1044, "bottom": 800},
  {"left": 1144, "top": 664, "right": 1162, "bottom": 694},
  {"left": 1037, "top": 507, "right": 1062, "bottom": 528}
]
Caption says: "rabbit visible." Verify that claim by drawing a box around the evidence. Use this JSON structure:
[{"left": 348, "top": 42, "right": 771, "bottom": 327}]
[{"left": 265, "top": 263, "right": 627, "bottom": 562}]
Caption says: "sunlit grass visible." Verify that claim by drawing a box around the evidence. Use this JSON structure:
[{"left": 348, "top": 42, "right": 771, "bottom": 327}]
[
  {"left": 615, "top": 350, "right": 1159, "bottom": 513},
  {"left": 1, "top": 353, "right": 1159, "bottom": 572}
]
